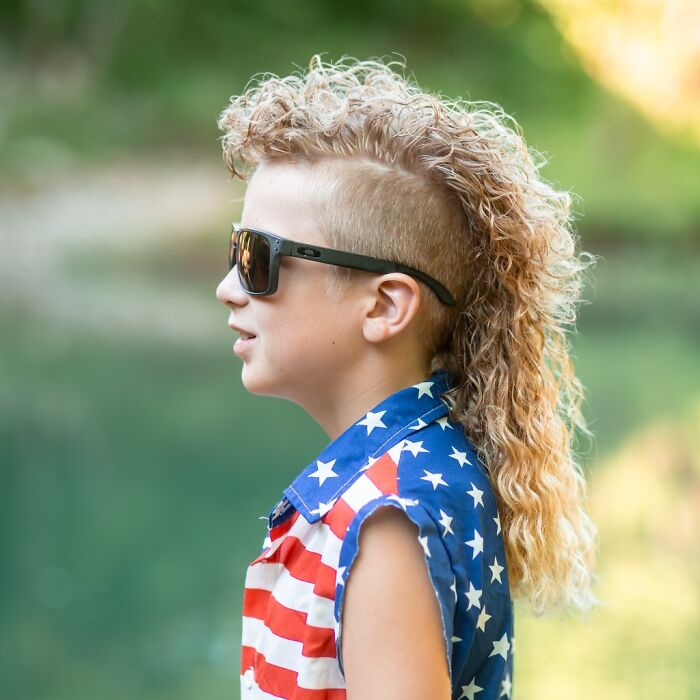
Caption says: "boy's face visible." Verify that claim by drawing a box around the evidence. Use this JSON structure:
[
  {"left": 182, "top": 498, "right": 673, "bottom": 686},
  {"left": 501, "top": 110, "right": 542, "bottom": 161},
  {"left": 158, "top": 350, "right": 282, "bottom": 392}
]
[{"left": 215, "top": 160, "right": 368, "bottom": 403}]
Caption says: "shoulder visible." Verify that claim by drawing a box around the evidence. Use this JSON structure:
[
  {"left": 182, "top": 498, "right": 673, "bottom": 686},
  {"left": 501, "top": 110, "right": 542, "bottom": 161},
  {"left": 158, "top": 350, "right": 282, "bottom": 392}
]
[
  {"left": 346, "top": 504, "right": 429, "bottom": 584},
  {"left": 331, "top": 493, "right": 456, "bottom": 675},
  {"left": 339, "top": 503, "right": 452, "bottom": 699}
]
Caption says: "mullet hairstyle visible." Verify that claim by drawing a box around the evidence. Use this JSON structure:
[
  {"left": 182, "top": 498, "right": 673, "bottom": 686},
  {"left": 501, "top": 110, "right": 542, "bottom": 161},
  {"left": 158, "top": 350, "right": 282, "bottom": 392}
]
[{"left": 218, "top": 54, "right": 602, "bottom": 617}]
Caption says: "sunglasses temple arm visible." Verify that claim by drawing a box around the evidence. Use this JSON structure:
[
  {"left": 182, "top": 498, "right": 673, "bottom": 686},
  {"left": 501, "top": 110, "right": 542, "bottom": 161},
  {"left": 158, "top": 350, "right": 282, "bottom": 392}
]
[{"left": 294, "top": 245, "right": 455, "bottom": 306}]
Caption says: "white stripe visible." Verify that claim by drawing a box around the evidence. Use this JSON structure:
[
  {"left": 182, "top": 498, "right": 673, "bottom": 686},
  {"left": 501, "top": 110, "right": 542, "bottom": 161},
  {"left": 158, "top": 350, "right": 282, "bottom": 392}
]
[
  {"left": 299, "top": 517, "right": 332, "bottom": 556},
  {"left": 261, "top": 515, "right": 345, "bottom": 576},
  {"left": 242, "top": 616, "right": 346, "bottom": 689},
  {"left": 290, "top": 516, "right": 344, "bottom": 570},
  {"left": 245, "top": 563, "right": 336, "bottom": 629},
  {"left": 320, "top": 527, "right": 343, "bottom": 571},
  {"left": 341, "top": 473, "right": 383, "bottom": 513},
  {"left": 386, "top": 439, "right": 406, "bottom": 464},
  {"left": 240, "top": 674, "right": 285, "bottom": 699}
]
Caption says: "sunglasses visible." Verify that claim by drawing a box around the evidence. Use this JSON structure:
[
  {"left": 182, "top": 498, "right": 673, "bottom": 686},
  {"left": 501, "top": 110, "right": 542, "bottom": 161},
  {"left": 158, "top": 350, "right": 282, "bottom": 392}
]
[{"left": 228, "top": 223, "right": 456, "bottom": 306}]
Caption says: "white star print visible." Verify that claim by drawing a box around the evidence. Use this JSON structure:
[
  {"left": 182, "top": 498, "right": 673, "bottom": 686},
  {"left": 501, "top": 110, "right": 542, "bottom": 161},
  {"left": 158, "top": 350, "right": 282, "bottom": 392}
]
[
  {"left": 310, "top": 499, "right": 337, "bottom": 517},
  {"left": 476, "top": 605, "right": 491, "bottom": 632},
  {"left": 458, "top": 677, "right": 483, "bottom": 699},
  {"left": 450, "top": 574, "right": 458, "bottom": 602},
  {"left": 308, "top": 459, "right": 338, "bottom": 486},
  {"left": 489, "top": 632, "right": 510, "bottom": 661},
  {"left": 408, "top": 417, "right": 428, "bottom": 431},
  {"left": 418, "top": 535, "right": 431, "bottom": 558},
  {"left": 435, "top": 416, "right": 455, "bottom": 431},
  {"left": 465, "top": 528, "right": 484, "bottom": 558},
  {"left": 451, "top": 634, "right": 462, "bottom": 643},
  {"left": 465, "top": 581, "right": 482, "bottom": 610},
  {"left": 412, "top": 380, "right": 435, "bottom": 398},
  {"left": 494, "top": 514, "right": 501, "bottom": 535},
  {"left": 438, "top": 509, "right": 454, "bottom": 537},
  {"left": 500, "top": 671, "right": 512, "bottom": 698},
  {"left": 449, "top": 445, "right": 472, "bottom": 468},
  {"left": 402, "top": 439, "right": 429, "bottom": 457},
  {"left": 420, "top": 470, "right": 448, "bottom": 490},
  {"left": 356, "top": 409, "right": 387, "bottom": 435},
  {"left": 336, "top": 566, "right": 347, "bottom": 586},
  {"left": 489, "top": 556, "right": 504, "bottom": 583},
  {"left": 467, "top": 482, "right": 484, "bottom": 508},
  {"left": 359, "top": 455, "right": 380, "bottom": 472}
]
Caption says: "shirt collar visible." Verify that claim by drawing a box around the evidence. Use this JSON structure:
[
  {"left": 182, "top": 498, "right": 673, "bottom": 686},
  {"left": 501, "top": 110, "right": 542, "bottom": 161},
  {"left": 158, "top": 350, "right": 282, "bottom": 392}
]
[{"left": 276, "top": 368, "right": 455, "bottom": 526}]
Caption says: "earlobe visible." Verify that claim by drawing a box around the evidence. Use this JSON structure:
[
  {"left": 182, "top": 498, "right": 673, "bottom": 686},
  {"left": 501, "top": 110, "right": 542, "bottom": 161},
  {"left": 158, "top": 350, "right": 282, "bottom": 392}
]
[{"left": 362, "top": 318, "right": 389, "bottom": 344}]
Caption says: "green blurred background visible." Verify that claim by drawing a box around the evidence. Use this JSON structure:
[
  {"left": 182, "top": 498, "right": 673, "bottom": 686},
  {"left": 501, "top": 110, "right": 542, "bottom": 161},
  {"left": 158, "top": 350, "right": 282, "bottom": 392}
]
[{"left": 1, "top": 1, "right": 699, "bottom": 698}]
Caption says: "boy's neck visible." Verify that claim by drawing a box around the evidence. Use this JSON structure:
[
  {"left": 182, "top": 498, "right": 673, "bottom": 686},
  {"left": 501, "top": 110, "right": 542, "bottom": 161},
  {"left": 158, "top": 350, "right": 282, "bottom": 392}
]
[{"left": 311, "top": 365, "right": 434, "bottom": 441}]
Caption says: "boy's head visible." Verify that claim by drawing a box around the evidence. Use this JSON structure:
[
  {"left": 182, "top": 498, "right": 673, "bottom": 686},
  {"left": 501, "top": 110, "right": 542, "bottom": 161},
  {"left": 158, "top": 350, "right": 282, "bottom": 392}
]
[
  {"left": 215, "top": 56, "right": 474, "bottom": 407},
  {"left": 215, "top": 157, "right": 450, "bottom": 410}
]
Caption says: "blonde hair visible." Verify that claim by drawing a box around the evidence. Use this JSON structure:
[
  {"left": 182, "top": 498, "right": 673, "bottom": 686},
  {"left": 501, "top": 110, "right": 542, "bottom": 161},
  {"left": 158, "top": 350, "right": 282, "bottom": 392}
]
[{"left": 218, "top": 54, "right": 601, "bottom": 617}]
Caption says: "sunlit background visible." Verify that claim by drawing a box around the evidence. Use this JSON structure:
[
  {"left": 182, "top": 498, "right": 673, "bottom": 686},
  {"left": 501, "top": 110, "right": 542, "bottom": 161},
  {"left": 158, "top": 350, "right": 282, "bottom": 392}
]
[{"left": 1, "top": 1, "right": 699, "bottom": 698}]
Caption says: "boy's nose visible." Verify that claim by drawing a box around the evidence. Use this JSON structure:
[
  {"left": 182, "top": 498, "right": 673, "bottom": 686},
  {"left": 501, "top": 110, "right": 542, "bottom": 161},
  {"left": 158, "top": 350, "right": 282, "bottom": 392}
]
[{"left": 216, "top": 267, "right": 248, "bottom": 307}]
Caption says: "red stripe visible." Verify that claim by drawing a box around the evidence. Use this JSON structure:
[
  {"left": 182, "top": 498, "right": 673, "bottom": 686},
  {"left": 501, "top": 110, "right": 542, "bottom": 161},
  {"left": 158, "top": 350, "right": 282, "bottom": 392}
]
[
  {"left": 313, "top": 560, "right": 336, "bottom": 600},
  {"left": 242, "top": 589, "right": 337, "bottom": 657},
  {"left": 325, "top": 498, "right": 355, "bottom": 539},
  {"left": 270, "top": 509, "right": 301, "bottom": 541},
  {"left": 250, "top": 511, "right": 303, "bottom": 565},
  {"left": 365, "top": 452, "right": 399, "bottom": 494},
  {"left": 247, "top": 647, "right": 347, "bottom": 700},
  {"left": 260, "top": 536, "right": 336, "bottom": 599},
  {"left": 241, "top": 643, "right": 256, "bottom": 671}
]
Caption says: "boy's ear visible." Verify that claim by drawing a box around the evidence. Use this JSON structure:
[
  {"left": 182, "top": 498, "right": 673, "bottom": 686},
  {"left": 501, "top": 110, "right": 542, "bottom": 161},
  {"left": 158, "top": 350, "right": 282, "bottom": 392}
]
[{"left": 362, "top": 273, "right": 422, "bottom": 344}]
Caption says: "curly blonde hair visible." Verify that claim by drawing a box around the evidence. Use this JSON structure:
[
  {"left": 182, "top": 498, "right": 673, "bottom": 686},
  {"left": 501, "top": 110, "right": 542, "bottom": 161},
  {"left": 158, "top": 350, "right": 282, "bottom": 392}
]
[{"left": 218, "top": 54, "right": 601, "bottom": 617}]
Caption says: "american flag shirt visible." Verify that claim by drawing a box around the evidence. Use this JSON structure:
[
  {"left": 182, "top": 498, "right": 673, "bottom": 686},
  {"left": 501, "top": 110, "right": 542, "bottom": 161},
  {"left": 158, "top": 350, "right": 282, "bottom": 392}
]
[{"left": 240, "top": 368, "right": 515, "bottom": 699}]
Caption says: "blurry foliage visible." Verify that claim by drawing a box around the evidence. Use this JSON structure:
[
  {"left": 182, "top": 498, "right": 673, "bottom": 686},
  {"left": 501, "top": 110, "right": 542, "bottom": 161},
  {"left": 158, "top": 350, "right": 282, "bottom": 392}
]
[
  {"left": 540, "top": 0, "right": 700, "bottom": 146},
  {"left": 516, "top": 397, "right": 700, "bottom": 699},
  {"left": 1, "top": 0, "right": 699, "bottom": 240}
]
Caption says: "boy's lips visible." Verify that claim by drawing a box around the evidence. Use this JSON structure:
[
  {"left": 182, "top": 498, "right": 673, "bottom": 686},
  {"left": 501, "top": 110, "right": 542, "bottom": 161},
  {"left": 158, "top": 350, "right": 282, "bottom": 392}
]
[
  {"left": 228, "top": 322, "right": 257, "bottom": 339},
  {"left": 233, "top": 334, "right": 256, "bottom": 355},
  {"left": 229, "top": 321, "right": 257, "bottom": 356}
]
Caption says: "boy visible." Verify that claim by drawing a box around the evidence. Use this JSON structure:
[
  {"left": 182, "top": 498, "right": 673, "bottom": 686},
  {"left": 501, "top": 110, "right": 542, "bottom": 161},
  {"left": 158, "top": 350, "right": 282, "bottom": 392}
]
[
  {"left": 216, "top": 157, "right": 512, "bottom": 698},
  {"left": 216, "top": 54, "right": 598, "bottom": 700}
]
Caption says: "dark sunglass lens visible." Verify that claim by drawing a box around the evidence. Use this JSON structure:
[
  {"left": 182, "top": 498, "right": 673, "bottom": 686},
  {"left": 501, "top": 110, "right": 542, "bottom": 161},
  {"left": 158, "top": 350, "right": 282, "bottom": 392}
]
[{"left": 236, "top": 229, "right": 270, "bottom": 293}]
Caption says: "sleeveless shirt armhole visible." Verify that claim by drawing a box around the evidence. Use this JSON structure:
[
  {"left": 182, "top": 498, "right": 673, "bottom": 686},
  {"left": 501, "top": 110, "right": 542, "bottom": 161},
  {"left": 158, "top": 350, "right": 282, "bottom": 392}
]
[{"left": 333, "top": 495, "right": 456, "bottom": 681}]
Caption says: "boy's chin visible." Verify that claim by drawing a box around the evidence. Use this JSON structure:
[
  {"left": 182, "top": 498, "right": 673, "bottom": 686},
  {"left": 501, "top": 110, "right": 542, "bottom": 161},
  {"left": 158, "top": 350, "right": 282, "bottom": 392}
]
[
  {"left": 240, "top": 366, "right": 277, "bottom": 398},
  {"left": 240, "top": 366, "right": 261, "bottom": 394}
]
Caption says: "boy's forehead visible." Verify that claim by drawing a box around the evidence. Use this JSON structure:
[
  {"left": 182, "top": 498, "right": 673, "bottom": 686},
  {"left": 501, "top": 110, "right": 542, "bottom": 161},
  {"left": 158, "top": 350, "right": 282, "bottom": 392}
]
[{"left": 242, "top": 161, "right": 327, "bottom": 245}]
